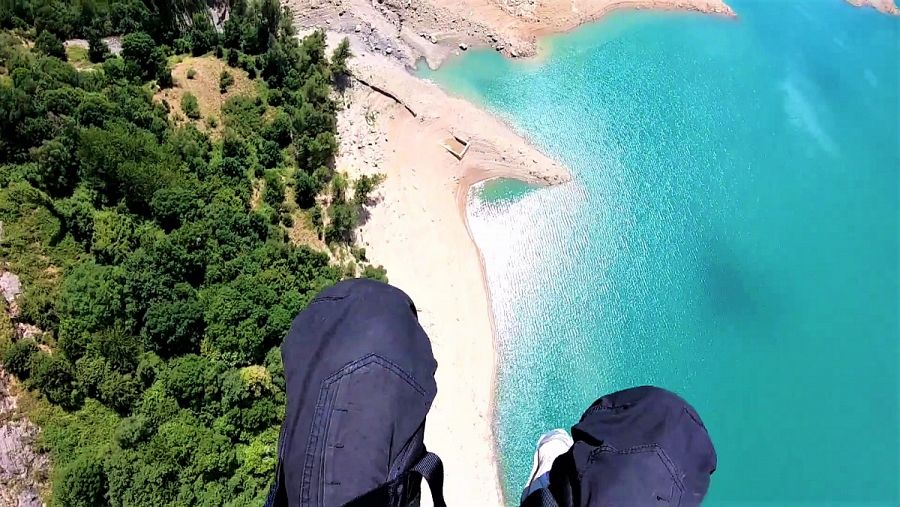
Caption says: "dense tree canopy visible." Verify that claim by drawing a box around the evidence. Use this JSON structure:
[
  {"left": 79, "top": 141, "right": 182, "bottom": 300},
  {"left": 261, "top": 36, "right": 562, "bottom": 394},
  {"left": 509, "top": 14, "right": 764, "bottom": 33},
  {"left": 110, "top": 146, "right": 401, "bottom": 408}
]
[
  {"left": 0, "top": 2, "right": 385, "bottom": 504},
  {"left": 0, "top": 0, "right": 207, "bottom": 41}
]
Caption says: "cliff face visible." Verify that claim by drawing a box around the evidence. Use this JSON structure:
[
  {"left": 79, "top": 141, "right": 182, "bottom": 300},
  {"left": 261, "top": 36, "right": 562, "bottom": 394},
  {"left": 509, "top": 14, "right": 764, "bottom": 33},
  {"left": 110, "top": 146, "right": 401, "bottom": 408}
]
[
  {"left": 0, "top": 367, "right": 48, "bottom": 507},
  {"left": 1, "top": 271, "right": 49, "bottom": 507}
]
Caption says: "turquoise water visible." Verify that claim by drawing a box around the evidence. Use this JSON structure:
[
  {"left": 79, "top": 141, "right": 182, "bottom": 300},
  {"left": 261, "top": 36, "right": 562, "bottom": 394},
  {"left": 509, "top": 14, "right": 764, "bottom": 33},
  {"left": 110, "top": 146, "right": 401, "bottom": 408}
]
[{"left": 423, "top": 1, "right": 899, "bottom": 504}]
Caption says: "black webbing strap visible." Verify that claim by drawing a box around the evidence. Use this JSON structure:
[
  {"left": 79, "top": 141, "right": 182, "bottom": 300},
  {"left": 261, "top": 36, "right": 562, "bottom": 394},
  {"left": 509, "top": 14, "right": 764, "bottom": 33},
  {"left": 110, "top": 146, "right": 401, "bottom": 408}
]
[
  {"left": 341, "top": 451, "right": 446, "bottom": 507},
  {"left": 408, "top": 451, "right": 446, "bottom": 507},
  {"left": 265, "top": 449, "right": 445, "bottom": 507},
  {"left": 521, "top": 487, "right": 560, "bottom": 507}
]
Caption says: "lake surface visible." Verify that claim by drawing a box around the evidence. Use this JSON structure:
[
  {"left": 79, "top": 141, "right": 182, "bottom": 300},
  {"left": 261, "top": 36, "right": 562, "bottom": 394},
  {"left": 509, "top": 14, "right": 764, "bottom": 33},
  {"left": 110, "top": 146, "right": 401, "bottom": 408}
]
[{"left": 422, "top": 0, "right": 899, "bottom": 504}]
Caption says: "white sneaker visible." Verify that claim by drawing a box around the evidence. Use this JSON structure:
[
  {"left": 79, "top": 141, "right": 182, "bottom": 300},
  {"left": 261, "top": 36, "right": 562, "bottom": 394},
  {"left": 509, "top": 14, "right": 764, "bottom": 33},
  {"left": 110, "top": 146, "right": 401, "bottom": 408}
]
[{"left": 521, "top": 429, "right": 574, "bottom": 502}]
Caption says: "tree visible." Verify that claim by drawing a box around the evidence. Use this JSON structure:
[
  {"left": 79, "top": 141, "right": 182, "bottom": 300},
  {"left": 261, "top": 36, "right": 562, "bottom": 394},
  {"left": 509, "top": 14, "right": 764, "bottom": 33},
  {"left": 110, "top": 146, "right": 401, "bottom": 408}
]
[
  {"left": 159, "top": 354, "right": 224, "bottom": 411},
  {"left": 136, "top": 352, "right": 164, "bottom": 387},
  {"left": 95, "top": 325, "right": 141, "bottom": 373},
  {"left": 77, "top": 93, "right": 114, "bottom": 127},
  {"left": 331, "top": 37, "right": 352, "bottom": 76},
  {"left": 227, "top": 47, "right": 239, "bottom": 67},
  {"left": 99, "top": 370, "right": 142, "bottom": 414},
  {"left": 91, "top": 209, "right": 137, "bottom": 264},
  {"left": 115, "top": 414, "right": 153, "bottom": 448},
  {"left": 353, "top": 173, "right": 385, "bottom": 206},
  {"left": 295, "top": 130, "right": 336, "bottom": 172},
  {"left": 58, "top": 319, "right": 92, "bottom": 362},
  {"left": 55, "top": 455, "right": 107, "bottom": 507},
  {"left": 150, "top": 183, "right": 201, "bottom": 231},
  {"left": 75, "top": 354, "right": 109, "bottom": 398},
  {"left": 102, "top": 56, "right": 127, "bottom": 82},
  {"left": 0, "top": 17, "right": 356, "bottom": 507},
  {"left": 238, "top": 53, "right": 257, "bottom": 78},
  {"left": 29, "top": 136, "right": 79, "bottom": 196},
  {"left": 108, "top": 0, "right": 150, "bottom": 35},
  {"left": 58, "top": 262, "right": 126, "bottom": 334},
  {"left": 143, "top": 296, "right": 204, "bottom": 357},
  {"left": 294, "top": 171, "right": 319, "bottom": 209},
  {"left": 121, "top": 32, "right": 164, "bottom": 82},
  {"left": 56, "top": 189, "right": 96, "bottom": 248},
  {"left": 136, "top": 382, "right": 179, "bottom": 428},
  {"left": 181, "top": 92, "right": 201, "bottom": 119},
  {"left": 188, "top": 13, "right": 219, "bottom": 56},
  {"left": 156, "top": 64, "right": 173, "bottom": 88},
  {"left": 263, "top": 110, "right": 293, "bottom": 147},
  {"left": 222, "top": 6, "right": 245, "bottom": 50},
  {"left": 35, "top": 30, "right": 66, "bottom": 60},
  {"left": 257, "top": 139, "right": 281, "bottom": 169},
  {"left": 87, "top": 30, "right": 110, "bottom": 63}
]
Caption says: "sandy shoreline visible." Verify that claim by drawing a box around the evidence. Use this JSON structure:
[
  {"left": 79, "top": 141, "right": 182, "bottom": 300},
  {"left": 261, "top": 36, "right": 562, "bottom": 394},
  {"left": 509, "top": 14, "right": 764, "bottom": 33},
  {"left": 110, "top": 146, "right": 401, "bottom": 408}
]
[{"left": 304, "top": 2, "right": 735, "bottom": 505}]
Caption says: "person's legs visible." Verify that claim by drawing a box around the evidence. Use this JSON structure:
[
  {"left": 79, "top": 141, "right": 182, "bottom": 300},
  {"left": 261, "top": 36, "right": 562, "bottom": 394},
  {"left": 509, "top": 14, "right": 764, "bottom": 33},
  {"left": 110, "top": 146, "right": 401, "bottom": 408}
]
[
  {"left": 268, "top": 279, "right": 445, "bottom": 507},
  {"left": 520, "top": 386, "right": 717, "bottom": 507},
  {"left": 520, "top": 429, "right": 574, "bottom": 503}
]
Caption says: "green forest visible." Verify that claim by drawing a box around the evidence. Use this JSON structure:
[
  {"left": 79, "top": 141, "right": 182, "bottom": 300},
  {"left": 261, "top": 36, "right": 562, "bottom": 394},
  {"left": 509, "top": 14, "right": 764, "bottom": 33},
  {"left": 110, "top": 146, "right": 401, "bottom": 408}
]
[{"left": 0, "top": 0, "right": 383, "bottom": 504}]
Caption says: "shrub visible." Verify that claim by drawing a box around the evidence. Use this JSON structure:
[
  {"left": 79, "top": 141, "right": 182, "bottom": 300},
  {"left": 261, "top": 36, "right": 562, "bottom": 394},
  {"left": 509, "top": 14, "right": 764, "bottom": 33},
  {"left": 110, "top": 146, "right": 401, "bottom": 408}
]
[
  {"left": 27, "top": 352, "right": 79, "bottom": 407},
  {"left": 362, "top": 264, "right": 388, "bottom": 283},
  {"left": 186, "top": 68, "right": 196, "bottom": 79},
  {"left": 219, "top": 70, "right": 234, "bottom": 93},
  {"left": 237, "top": 53, "right": 257, "bottom": 79},
  {"left": 4, "top": 339, "right": 39, "bottom": 379},
  {"left": 310, "top": 204, "right": 323, "bottom": 235},
  {"left": 173, "top": 38, "right": 192, "bottom": 54},
  {"left": 35, "top": 31, "right": 67, "bottom": 60},
  {"left": 156, "top": 65, "right": 174, "bottom": 88},
  {"left": 257, "top": 139, "right": 281, "bottom": 169},
  {"left": 263, "top": 171, "right": 285, "bottom": 209},
  {"left": 75, "top": 355, "right": 108, "bottom": 398},
  {"left": 350, "top": 246, "right": 367, "bottom": 261},
  {"left": 181, "top": 93, "right": 201, "bottom": 119},
  {"left": 325, "top": 202, "right": 357, "bottom": 244},
  {"left": 226, "top": 48, "right": 239, "bottom": 67}
]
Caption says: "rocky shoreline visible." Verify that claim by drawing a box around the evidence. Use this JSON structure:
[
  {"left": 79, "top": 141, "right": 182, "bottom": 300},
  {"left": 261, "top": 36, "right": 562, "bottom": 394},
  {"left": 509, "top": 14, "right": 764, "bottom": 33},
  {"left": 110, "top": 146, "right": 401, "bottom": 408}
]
[
  {"left": 288, "top": 0, "right": 736, "bottom": 69},
  {"left": 846, "top": 0, "right": 900, "bottom": 15}
]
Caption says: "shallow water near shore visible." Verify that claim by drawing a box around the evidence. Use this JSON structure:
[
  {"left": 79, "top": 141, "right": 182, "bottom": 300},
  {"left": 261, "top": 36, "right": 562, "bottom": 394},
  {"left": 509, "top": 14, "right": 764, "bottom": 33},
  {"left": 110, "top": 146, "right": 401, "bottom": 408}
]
[{"left": 425, "top": 1, "right": 898, "bottom": 504}]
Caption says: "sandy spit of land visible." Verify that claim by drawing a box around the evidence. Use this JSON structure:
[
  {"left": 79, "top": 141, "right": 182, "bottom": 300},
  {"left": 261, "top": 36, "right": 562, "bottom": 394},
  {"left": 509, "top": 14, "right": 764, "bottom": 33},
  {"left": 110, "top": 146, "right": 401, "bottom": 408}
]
[
  {"left": 846, "top": 0, "right": 899, "bottom": 15},
  {"left": 331, "top": 40, "right": 566, "bottom": 505}
]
